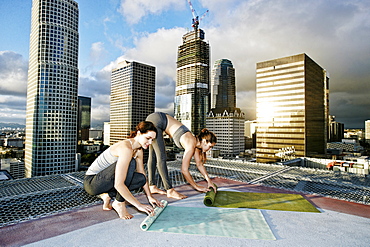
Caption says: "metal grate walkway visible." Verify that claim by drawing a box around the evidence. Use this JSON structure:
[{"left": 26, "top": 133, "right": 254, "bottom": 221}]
[{"left": 1, "top": 159, "right": 369, "bottom": 227}]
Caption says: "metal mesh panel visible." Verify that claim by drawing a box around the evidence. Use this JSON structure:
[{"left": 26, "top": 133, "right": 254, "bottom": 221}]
[
  {"left": 167, "top": 159, "right": 370, "bottom": 205},
  {"left": 1, "top": 160, "right": 369, "bottom": 228}
]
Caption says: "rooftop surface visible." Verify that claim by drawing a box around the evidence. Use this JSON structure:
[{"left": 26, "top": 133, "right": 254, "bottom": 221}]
[{"left": 1, "top": 159, "right": 370, "bottom": 246}]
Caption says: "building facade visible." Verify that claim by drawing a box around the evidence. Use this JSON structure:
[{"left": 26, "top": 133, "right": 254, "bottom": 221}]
[
  {"left": 77, "top": 96, "right": 91, "bottom": 143},
  {"left": 328, "top": 115, "right": 344, "bottom": 142},
  {"left": 110, "top": 60, "right": 155, "bottom": 145},
  {"left": 210, "top": 59, "right": 236, "bottom": 109},
  {"left": 175, "top": 29, "right": 210, "bottom": 135},
  {"left": 256, "top": 53, "right": 329, "bottom": 163},
  {"left": 25, "top": 0, "right": 79, "bottom": 177},
  {"left": 206, "top": 108, "right": 245, "bottom": 156},
  {"left": 207, "top": 58, "right": 244, "bottom": 156},
  {"left": 366, "top": 120, "right": 370, "bottom": 143}
]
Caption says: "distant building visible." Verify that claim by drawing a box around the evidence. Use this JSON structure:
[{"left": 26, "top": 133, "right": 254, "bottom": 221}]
[
  {"left": 77, "top": 96, "right": 91, "bottom": 143},
  {"left": 4, "top": 138, "right": 24, "bottom": 148},
  {"left": 10, "top": 160, "right": 25, "bottom": 179},
  {"left": 328, "top": 116, "right": 344, "bottom": 142},
  {"left": 207, "top": 108, "right": 245, "bottom": 156},
  {"left": 256, "top": 53, "right": 329, "bottom": 163},
  {"left": 89, "top": 129, "right": 103, "bottom": 141},
  {"left": 244, "top": 120, "right": 257, "bottom": 139},
  {"left": 365, "top": 120, "right": 370, "bottom": 143},
  {"left": 244, "top": 120, "right": 257, "bottom": 149},
  {"left": 109, "top": 60, "right": 155, "bottom": 144},
  {"left": 207, "top": 59, "right": 244, "bottom": 156},
  {"left": 103, "top": 122, "right": 110, "bottom": 146},
  {"left": 24, "top": 0, "right": 79, "bottom": 177},
  {"left": 175, "top": 29, "right": 210, "bottom": 134},
  {"left": 210, "top": 59, "right": 236, "bottom": 109},
  {"left": 0, "top": 158, "right": 25, "bottom": 179},
  {"left": 327, "top": 141, "right": 363, "bottom": 152}
]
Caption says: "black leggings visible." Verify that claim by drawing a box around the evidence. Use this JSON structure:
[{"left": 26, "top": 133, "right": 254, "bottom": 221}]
[
  {"left": 146, "top": 112, "right": 173, "bottom": 190},
  {"left": 83, "top": 158, "right": 146, "bottom": 202}
]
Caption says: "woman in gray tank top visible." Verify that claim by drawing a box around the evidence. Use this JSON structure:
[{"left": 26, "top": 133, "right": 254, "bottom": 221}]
[
  {"left": 84, "top": 121, "right": 163, "bottom": 219},
  {"left": 146, "top": 112, "right": 218, "bottom": 199}
]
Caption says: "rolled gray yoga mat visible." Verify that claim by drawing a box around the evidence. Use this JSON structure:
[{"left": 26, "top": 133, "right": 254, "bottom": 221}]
[{"left": 140, "top": 200, "right": 168, "bottom": 231}]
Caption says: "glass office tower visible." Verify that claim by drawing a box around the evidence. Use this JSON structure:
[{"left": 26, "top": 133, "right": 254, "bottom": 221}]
[
  {"left": 175, "top": 29, "right": 210, "bottom": 134},
  {"left": 110, "top": 60, "right": 155, "bottom": 145},
  {"left": 256, "top": 53, "right": 329, "bottom": 163},
  {"left": 25, "top": 0, "right": 79, "bottom": 177},
  {"left": 210, "top": 59, "right": 236, "bottom": 109}
]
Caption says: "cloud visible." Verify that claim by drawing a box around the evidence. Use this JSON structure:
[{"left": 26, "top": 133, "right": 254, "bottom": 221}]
[
  {"left": 115, "top": 27, "right": 186, "bottom": 114},
  {"left": 2, "top": 0, "right": 369, "bottom": 128},
  {"left": 197, "top": 0, "right": 370, "bottom": 127},
  {"left": 89, "top": 42, "right": 108, "bottom": 65},
  {"left": 0, "top": 51, "right": 28, "bottom": 96},
  {"left": 0, "top": 95, "right": 27, "bottom": 124},
  {"left": 78, "top": 63, "right": 113, "bottom": 125},
  {"left": 118, "top": 0, "right": 185, "bottom": 25},
  {"left": 107, "top": 0, "right": 370, "bottom": 127}
]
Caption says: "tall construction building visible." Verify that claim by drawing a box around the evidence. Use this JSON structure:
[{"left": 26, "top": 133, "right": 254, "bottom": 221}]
[
  {"left": 207, "top": 59, "right": 244, "bottom": 156},
  {"left": 25, "top": 0, "right": 79, "bottom": 177},
  {"left": 210, "top": 59, "right": 236, "bottom": 109},
  {"left": 256, "top": 53, "right": 329, "bottom": 163},
  {"left": 109, "top": 60, "right": 155, "bottom": 145},
  {"left": 175, "top": 28, "right": 210, "bottom": 135}
]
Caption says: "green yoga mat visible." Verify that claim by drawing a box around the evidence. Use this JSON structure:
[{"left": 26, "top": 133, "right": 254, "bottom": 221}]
[
  {"left": 143, "top": 205, "right": 276, "bottom": 240},
  {"left": 204, "top": 189, "right": 320, "bottom": 213}
]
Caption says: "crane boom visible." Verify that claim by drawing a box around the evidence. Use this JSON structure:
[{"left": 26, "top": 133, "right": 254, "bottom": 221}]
[{"left": 187, "top": 0, "right": 208, "bottom": 31}]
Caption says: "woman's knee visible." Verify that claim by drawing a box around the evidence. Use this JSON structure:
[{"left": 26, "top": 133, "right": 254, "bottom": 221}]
[{"left": 137, "top": 173, "right": 147, "bottom": 186}]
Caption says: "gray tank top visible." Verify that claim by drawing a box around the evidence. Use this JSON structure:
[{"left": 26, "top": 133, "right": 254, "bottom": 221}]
[{"left": 85, "top": 147, "right": 118, "bottom": 175}]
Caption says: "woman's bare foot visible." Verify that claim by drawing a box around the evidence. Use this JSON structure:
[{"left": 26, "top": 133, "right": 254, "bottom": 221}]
[
  {"left": 167, "top": 188, "right": 187, "bottom": 199},
  {"left": 99, "top": 193, "right": 112, "bottom": 210},
  {"left": 112, "top": 200, "right": 133, "bottom": 220},
  {"left": 149, "top": 185, "right": 166, "bottom": 195}
]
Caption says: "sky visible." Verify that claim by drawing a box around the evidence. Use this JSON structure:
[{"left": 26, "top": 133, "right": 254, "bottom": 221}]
[{"left": 0, "top": 0, "right": 369, "bottom": 128}]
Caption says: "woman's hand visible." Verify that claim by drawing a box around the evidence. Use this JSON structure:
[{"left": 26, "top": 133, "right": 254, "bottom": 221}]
[
  {"left": 148, "top": 196, "right": 164, "bottom": 208},
  {"left": 194, "top": 184, "right": 210, "bottom": 193},
  {"left": 136, "top": 203, "right": 155, "bottom": 216},
  {"left": 208, "top": 182, "right": 217, "bottom": 192}
]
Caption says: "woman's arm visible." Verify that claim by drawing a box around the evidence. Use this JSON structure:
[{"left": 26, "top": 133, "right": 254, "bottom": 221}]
[
  {"left": 181, "top": 135, "right": 209, "bottom": 192},
  {"left": 113, "top": 144, "right": 154, "bottom": 215},
  {"left": 193, "top": 149, "right": 216, "bottom": 191},
  {"left": 135, "top": 150, "right": 163, "bottom": 208}
]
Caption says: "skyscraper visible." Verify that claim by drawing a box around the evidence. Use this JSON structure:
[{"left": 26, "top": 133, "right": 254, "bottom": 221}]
[
  {"left": 256, "top": 53, "right": 329, "bottom": 163},
  {"left": 328, "top": 115, "right": 344, "bottom": 142},
  {"left": 210, "top": 59, "right": 236, "bottom": 109},
  {"left": 110, "top": 60, "right": 155, "bottom": 145},
  {"left": 25, "top": 0, "right": 79, "bottom": 177},
  {"left": 175, "top": 28, "right": 210, "bottom": 134},
  {"left": 207, "top": 58, "right": 244, "bottom": 156},
  {"left": 206, "top": 108, "right": 245, "bottom": 156},
  {"left": 77, "top": 96, "right": 91, "bottom": 143}
]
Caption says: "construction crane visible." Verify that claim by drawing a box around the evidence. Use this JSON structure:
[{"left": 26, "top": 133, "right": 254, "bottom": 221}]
[{"left": 187, "top": 0, "right": 209, "bottom": 31}]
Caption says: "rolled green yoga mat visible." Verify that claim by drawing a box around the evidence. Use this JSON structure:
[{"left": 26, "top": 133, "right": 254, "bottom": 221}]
[
  {"left": 204, "top": 188, "right": 320, "bottom": 213},
  {"left": 204, "top": 184, "right": 218, "bottom": 206},
  {"left": 140, "top": 200, "right": 168, "bottom": 231}
]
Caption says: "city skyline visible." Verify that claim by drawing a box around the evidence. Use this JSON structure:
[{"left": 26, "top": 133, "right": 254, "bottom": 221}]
[{"left": 1, "top": 0, "right": 369, "bottom": 128}]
